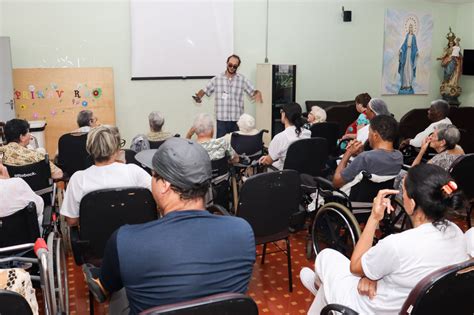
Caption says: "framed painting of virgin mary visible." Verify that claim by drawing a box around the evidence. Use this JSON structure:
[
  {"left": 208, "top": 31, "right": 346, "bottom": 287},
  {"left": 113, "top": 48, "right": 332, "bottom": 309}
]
[{"left": 382, "top": 9, "right": 433, "bottom": 95}]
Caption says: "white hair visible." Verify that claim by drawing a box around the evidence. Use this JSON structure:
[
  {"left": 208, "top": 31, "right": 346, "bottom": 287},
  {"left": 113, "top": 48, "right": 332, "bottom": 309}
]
[
  {"left": 310, "top": 106, "right": 327, "bottom": 123},
  {"left": 237, "top": 113, "right": 256, "bottom": 133},
  {"left": 148, "top": 111, "right": 165, "bottom": 132},
  {"left": 193, "top": 113, "right": 214, "bottom": 135}
]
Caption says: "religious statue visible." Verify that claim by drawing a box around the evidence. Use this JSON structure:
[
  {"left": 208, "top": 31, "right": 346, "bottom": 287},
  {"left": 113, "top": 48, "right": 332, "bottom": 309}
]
[
  {"left": 398, "top": 23, "right": 418, "bottom": 94},
  {"left": 437, "top": 27, "right": 462, "bottom": 105}
]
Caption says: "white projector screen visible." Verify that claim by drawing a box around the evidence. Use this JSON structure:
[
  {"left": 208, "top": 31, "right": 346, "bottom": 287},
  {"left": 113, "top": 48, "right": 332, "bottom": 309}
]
[{"left": 131, "top": 0, "right": 234, "bottom": 80}]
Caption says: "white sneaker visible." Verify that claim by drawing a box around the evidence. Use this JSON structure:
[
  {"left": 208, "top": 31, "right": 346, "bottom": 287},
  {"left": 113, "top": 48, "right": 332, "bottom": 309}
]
[{"left": 300, "top": 267, "right": 318, "bottom": 296}]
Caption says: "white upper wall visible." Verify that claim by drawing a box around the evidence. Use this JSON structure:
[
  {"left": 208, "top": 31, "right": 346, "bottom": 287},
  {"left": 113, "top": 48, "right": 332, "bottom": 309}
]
[{"left": 0, "top": 0, "right": 472, "bottom": 142}]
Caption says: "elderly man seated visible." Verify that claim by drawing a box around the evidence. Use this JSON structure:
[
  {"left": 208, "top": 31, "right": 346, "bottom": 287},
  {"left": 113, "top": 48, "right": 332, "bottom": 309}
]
[
  {"left": 333, "top": 115, "right": 403, "bottom": 191},
  {"left": 130, "top": 111, "right": 173, "bottom": 152},
  {"left": 186, "top": 113, "right": 239, "bottom": 163},
  {"left": 0, "top": 119, "right": 63, "bottom": 179},
  {"left": 84, "top": 138, "right": 255, "bottom": 315},
  {"left": 75, "top": 110, "right": 99, "bottom": 133},
  {"left": 400, "top": 99, "right": 452, "bottom": 148}
]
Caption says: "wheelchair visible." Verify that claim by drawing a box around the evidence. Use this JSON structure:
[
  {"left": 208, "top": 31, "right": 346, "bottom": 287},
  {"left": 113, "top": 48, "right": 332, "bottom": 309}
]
[
  {"left": 307, "top": 172, "right": 411, "bottom": 259},
  {"left": 0, "top": 200, "right": 69, "bottom": 314},
  {"left": 0, "top": 237, "right": 68, "bottom": 315}
]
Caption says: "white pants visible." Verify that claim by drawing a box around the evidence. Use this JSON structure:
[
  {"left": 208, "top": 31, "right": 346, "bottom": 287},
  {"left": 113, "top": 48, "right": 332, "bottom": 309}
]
[{"left": 309, "top": 249, "right": 367, "bottom": 315}]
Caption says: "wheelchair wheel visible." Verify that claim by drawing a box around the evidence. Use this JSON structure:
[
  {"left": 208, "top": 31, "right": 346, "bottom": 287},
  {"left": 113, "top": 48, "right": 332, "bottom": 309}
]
[
  {"left": 312, "top": 202, "right": 361, "bottom": 259},
  {"left": 47, "top": 233, "right": 69, "bottom": 315},
  {"left": 379, "top": 197, "right": 412, "bottom": 238}
]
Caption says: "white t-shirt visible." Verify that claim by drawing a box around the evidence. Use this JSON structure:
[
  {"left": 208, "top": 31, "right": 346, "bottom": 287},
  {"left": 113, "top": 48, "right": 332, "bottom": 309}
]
[
  {"left": 268, "top": 126, "right": 311, "bottom": 170},
  {"left": 409, "top": 117, "right": 452, "bottom": 147},
  {"left": 0, "top": 177, "right": 44, "bottom": 227},
  {"left": 60, "top": 162, "right": 151, "bottom": 219},
  {"left": 358, "top": 222, "right": 467, "bottom": 314}
]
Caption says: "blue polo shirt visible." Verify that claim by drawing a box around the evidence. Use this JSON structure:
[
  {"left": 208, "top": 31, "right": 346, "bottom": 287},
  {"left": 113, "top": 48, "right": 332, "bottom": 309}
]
[{"left": 99, "top": 210, "right": 255, "bottom": 315}]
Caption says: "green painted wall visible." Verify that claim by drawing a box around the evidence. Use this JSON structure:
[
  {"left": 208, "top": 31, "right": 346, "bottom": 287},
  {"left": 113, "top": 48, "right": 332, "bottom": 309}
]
[
  {"left": 456, "top": 3, "right": 474, "bottom": 105},
  {"left": 0, "top": 0, "right": 471, "bottom": 142}
]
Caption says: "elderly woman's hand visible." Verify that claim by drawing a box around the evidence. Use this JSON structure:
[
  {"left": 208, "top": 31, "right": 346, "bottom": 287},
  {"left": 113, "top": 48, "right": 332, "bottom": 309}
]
[
  {"left": 0, "top": 163, "right": 10, "bottom": 179},
  {"left": 258, "top": 155, "right": 273, "bottom": 166},
  {"left": 186, "top": 127, "right": 196, "bottom": 139},
  {"left": 370, "top": 189, "right": 399, "bottom": 222}
]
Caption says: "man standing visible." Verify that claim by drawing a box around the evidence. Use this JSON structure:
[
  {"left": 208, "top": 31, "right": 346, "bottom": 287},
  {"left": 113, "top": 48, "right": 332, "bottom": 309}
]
[
  {"left": 85, "top": 137, "right": 255, "bottom": 315},
  {"left": 194, "top": 54, "right": 263, "bottom": 138}
]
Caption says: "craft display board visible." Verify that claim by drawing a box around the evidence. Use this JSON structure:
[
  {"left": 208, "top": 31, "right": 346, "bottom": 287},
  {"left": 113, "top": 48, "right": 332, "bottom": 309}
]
[{"left": 13, "top": 67, "right": 115, "bottom": 156}]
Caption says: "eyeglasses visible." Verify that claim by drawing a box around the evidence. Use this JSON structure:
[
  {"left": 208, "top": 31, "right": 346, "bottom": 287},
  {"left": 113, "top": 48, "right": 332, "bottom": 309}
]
[
  {"left": 228, "top": 63, "right": 239, "bottom": 70},
  {"left": 120, "top": 139, "right": 126, "bottom": 148}
]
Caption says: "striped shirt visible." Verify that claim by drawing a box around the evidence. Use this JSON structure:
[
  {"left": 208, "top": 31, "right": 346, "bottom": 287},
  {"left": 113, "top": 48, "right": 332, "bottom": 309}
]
[{"left": 203, "top": 72, "right": 256, "bottom": 121}]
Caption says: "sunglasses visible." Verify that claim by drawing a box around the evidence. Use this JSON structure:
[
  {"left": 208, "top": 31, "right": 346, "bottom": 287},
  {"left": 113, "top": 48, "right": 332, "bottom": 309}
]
[{"left": 228, "top": 63, "right": 239, "bottom": 70}]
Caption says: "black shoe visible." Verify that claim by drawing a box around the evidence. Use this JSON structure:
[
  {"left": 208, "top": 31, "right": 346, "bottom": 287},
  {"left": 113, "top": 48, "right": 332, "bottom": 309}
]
[{"left": 82, "top": 264, "right": 107, "bottom": 303}]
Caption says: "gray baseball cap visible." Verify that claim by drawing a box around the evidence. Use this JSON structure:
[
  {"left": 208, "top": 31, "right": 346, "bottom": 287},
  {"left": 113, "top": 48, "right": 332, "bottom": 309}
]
[{"left": 135, "top": 138, "right": 212, "bottom": 190}]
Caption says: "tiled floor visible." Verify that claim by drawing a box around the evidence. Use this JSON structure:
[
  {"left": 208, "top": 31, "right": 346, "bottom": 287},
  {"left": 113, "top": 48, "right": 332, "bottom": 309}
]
[
  {"left": 37, "top": 215, "right": 471, "bottom": 315},
  {"left": 37, "top": 230, "right": 315, "bottom": 315}
]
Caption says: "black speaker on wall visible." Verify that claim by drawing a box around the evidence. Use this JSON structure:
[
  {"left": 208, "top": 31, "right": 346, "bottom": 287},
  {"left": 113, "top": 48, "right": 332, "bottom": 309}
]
[{"left": 342, "top": 6, "right": 352, "bottom": 22}]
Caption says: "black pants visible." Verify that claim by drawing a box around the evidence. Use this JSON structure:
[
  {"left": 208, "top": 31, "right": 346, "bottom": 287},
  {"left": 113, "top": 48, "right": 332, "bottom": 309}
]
[{"left": 216, "top": 120, "right": 238, "bottom": 138}]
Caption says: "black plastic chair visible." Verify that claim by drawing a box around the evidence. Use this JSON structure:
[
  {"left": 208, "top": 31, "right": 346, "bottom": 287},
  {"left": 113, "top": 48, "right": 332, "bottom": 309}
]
[
  {"left": 5, "top": 157, "right": 54, "bottom": 207},
  {"left": 449, "top": 153, "right": 474, "bottom": 228},
  {"left": 309, "top": 122, "right": 341, "bottom": 157},
  {"left": 400, "top": 258, "right": 474, "bottom": 314},
  {"left": 57, "top": 132, "right": 93, "bottom": 178},
  {"left": 148, "top": 134, "right": 179, "bottom": 150},
  {"left": 236, "top": 170, "right": 300, "bottom": 292},
  {"left": 0, "top": 289, "right": 34, "bottom": 315},
  {"left": 70, "top": 187, "right": 158, "bottom": 266},
  {"left": 283, "top": 137, "right": 329, "bottom": 177},
  {"left": 0, "top": 202, "right": 40, "bottom": 248},
  {"left": 321, "top": 258, "right": 474, "bottom": 315},
  {"left": 139, "top": 293, "right": 258, "bottom": 315}
]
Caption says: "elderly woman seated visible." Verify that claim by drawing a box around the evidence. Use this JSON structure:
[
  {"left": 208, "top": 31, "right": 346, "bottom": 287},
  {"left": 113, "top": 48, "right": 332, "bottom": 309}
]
[
  {"left": 303, "top": 106, "right": 327, "bottom": 129},
  {"left": 222, "top": 113, "right": 259, "bottom": 144},
  {"left": 130, "top": 111, "right": 173, "bottom": 152},
  {"left": 60, "top": 125, "right": 151, "bottom": 226},
  {"left": 0, "top": 119, "right": 63, "bottom": 179},
  {"left": 300, "top": 164, "right": 468, "bottom": 314},
  {"left": 411, "top": 124, "right": 464, "bottom": 171},
  {"left": 186, "top": 113, "right": 239, "bottom": 163}
]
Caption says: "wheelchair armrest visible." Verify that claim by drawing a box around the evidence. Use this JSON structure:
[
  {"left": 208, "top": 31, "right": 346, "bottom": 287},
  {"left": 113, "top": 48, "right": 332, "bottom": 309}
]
[
  {"left": 42, "top": 205, "right": 53, "bottom": 228},
  {"left": 267, "top": 165, "right": 279, "bottom": 172},
  {"left": 70, "top": 226, "right": 86, "bottom": 266},
  {"left": 207, "top": 204, "right": 232, "bottom": 216},
  {"left": 313, "top": 176, "right": 335, "bottom": 191},
  {"left": 321, "top": 303, "right": 359, "bottom": 315},
  {"left": 402, "top": 164, "right": 411, "bottom": 171}
]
